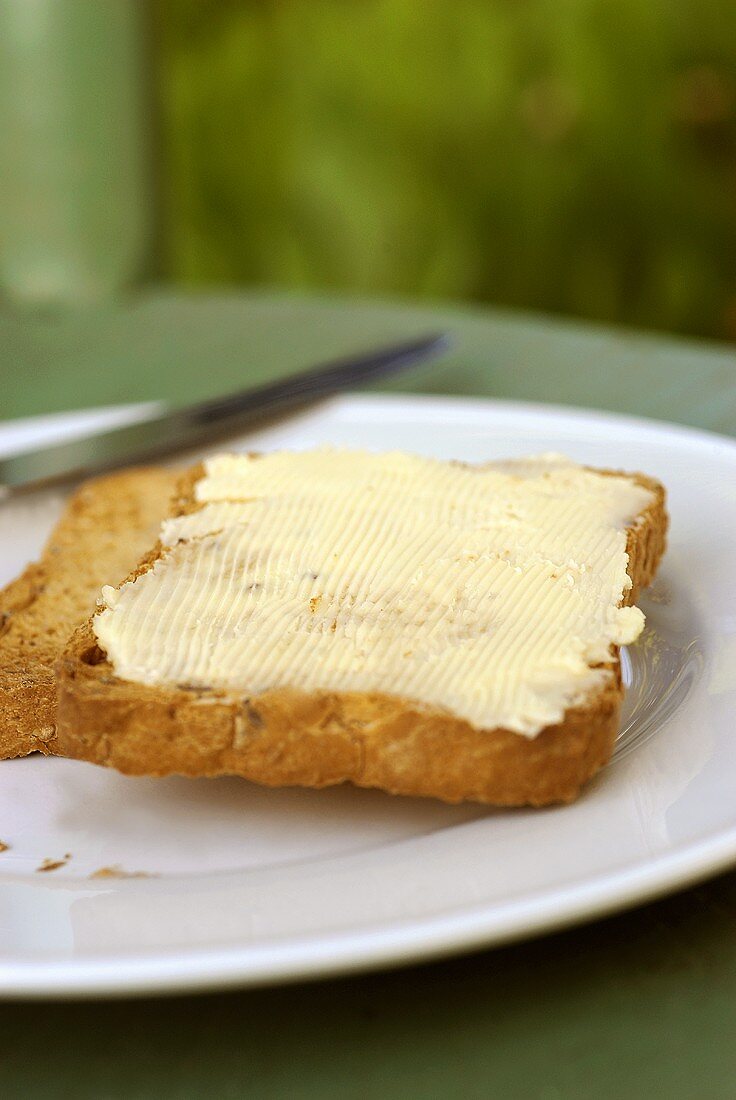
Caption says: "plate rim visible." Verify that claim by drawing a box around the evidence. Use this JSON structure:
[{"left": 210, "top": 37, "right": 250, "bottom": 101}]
[
  {"left": 2, "top": 823, "right": 736, "bottom": 1000},
  {"left": 5, "top": 389, "right": 736, "bottom": 456}
]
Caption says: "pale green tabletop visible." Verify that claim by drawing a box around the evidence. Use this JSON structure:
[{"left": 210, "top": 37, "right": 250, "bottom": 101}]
[{"left": 2, "top": 292, "right": 735, "bottom": 1098}]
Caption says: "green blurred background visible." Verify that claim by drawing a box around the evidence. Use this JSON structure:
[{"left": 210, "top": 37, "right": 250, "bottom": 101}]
[{"left": 156, "top": 0, "right": 736, "bottom": 342}]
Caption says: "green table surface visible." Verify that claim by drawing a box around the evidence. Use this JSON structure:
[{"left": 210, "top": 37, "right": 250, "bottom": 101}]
[{"left": 2, "top": 291, "right": 736, "bottom": 1099}]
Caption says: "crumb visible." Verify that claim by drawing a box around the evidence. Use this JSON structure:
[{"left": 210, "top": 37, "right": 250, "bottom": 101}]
[
  {"left": 36, "top": 853, "right": 71, "bottom": 873},
  {"left": 0, "top": 840, "right": 9, "bottom": 853},
  {"left": 309, "top": 595, "right": 322, "bottom": 613},
  {"left": 646, "top": 581, "right": 672, "bottom": 606},
  {"left": 89, "top": 865, "right": 154, "bottom": 880}
]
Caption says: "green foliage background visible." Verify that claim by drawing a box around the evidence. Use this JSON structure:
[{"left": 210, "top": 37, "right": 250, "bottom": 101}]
[{"left": 157, "top": 0, "right": 736, "bottom": 340}]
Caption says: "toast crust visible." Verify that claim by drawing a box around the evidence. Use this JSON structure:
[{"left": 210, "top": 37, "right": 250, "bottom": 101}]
[
  {"left": 0, "top": 468, "right": 179, "bottom": 759},
  {"left": 55, "top": 465, "right": 667, "bottom": 805}
]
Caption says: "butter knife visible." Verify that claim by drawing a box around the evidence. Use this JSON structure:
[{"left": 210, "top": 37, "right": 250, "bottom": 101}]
[{"left": 1, "top": 333, "right": 449, "bottom": 495}]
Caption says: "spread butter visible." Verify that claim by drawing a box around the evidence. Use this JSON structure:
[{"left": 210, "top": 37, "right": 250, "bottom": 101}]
[{"left": 94, "top": 450, "right": 653, "bottom": 737}]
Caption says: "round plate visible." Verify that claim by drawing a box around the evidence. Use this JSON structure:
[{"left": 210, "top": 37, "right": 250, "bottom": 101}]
[{"left": 1, "top": 394, "right": 734, "bottom": 998}]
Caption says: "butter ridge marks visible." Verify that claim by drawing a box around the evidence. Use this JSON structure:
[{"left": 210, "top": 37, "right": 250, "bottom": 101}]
[{"left": 93, "top": 449, "right": 653, "bottom": 738}]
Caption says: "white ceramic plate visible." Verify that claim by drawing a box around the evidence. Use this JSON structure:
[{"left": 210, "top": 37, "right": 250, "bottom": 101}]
[{"left": 1, "top": 394, "right": 734, "bottom": 999}]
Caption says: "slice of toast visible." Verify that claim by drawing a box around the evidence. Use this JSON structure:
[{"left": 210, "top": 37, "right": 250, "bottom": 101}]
[
  {"left": 55, "top": 455, "right": 667, "bottom": 806},
  {"left": 0, "top": 468, "right": 178, "bottom": 759}
]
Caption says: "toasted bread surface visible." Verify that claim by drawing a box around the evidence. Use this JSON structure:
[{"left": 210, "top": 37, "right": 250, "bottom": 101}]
[
  {"left": 55, "top": 464, "right": 667, "bottom": 805},
  {"left": 0, "top": 468, "right": 178, "bottom": 759}
]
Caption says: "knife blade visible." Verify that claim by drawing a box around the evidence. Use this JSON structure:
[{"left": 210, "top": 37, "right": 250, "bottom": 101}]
[{"left": 1, "top": 333, "right": 449, "bottom": 495}]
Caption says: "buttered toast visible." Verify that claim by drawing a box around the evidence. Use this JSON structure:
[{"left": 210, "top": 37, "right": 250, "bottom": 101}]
[
  {"left": 55, "top": 451, "right": 667, "bottom": 805},
  {"left": 0, "top": 468, "right": 178, "bottom": 759}
]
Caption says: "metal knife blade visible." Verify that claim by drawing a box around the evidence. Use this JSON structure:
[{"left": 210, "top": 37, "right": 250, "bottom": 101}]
[{"left": 1, "top": 333, "right": 449, "bottom": 494}]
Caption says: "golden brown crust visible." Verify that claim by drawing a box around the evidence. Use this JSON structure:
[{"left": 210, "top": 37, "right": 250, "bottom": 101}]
[
  {"left": 0, "top": 468, "right": 179, "bottom": 759},
  {"left": 54, "top": 464, "right": 668, "bottom": 805},
  {"left": 620, "top": 471, "right": 668, "bottom": 604}
]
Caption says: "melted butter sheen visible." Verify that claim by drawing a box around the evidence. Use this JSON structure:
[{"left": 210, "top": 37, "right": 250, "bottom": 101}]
[{"left": 94, "top": 450, "right": 653, "bottom": 737}]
